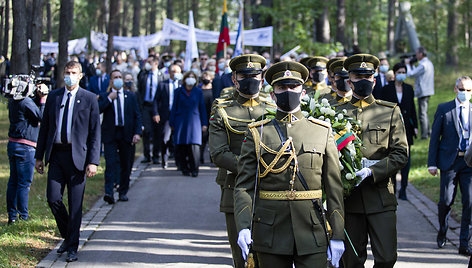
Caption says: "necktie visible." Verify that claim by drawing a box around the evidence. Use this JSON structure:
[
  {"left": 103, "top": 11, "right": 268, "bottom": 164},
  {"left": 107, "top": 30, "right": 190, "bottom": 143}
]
[
  {"left": 98, "top": 76, "right": 102, "bottom": 92},
  {"left": 117, "top": 92, "right": 124, "bottom": 126},
  {"left": 148, "top": 73, "right": 153, "bottom": 100},
  {"left": 61, "top": 92, "right": 71, "bottom": 144},
  {"left": 459, "top": 106, "right": 467, "bottom": 151}
]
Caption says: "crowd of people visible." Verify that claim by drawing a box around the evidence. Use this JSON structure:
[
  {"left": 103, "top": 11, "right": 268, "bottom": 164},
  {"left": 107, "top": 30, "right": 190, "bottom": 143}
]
[{"left": 8, "top": 43, "right": 472, "bottom": 266}]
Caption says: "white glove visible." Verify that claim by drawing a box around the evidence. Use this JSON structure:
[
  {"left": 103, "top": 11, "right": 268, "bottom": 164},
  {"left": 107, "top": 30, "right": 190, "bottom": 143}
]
[
  {"left": 355, "top": 168, "right": 372, "bottom": 186},
  {"left": 327, "top": 240, "right": 345, "bottom": 268},
  {"left": 237, "top": 229, "right": 252, "bottom": 260}
]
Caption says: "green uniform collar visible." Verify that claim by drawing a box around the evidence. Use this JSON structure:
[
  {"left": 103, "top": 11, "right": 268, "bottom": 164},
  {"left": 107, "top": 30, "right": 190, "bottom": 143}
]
[
  {"left": 276, "top": 109, "right": 304, "bottom": 124},
  {"left": 351, "top": 94, "right": 375, "bottom": 108}
]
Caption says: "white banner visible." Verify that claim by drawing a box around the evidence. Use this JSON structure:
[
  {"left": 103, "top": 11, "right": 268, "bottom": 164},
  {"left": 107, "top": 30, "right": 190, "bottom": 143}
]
[
  {"left": 162, "top": 18, "right": 273, "bottom": 47},
  {"left": 40, "top": 38, "right": 88, "bottom": 55},
  {"left": 90, "top": 31, "right": 170, "bottom": 59}
]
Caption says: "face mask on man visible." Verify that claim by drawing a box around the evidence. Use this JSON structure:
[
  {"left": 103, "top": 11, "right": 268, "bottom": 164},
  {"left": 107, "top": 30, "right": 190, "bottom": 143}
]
[
  {"left": 218, "top": 62, "right": 225, "bottom": 70},
  {"left": 185, "top": 77, "right": 197, "bottom": 86},
  {"left": 124, "top": 81, "right": 133, "bottom": 89},
  {"left": 113, "top": 78, "right": 124, "bottom": 89},
  {"left": 64, "top": 75, "right": 79, "bottom": 88},
  {"left": 312, "top": 72, "right": 325, "bottom": 83},
  {"left": 174, "top": 73, "right": 183, "bottom": 80},
  {"left": 457, "top": 91, "right": 472, "bottom": 103},
  {"left": 164, "top": 61, "right": 171, "bottom": 68},
  {"left": 145, "top": 62, "right": 152, "bottom": 71},
  {"left": 379, "top": 65, "right": 389, "bottom": 73},
  {"left": 208, "top": 66, "right": 217, "bottom": 72},
  {"left": 202, "top": 79, "right": 211, "bottom": 85},
  {"left": 237, "top": 77, "right": 261, "bottom": 95},
  {"left": 224, "top": 67, "right": 232, "bottom": 74},
  {"left": 351, "top": 79, "right": 374, "bottom": 97},
  {"left": 96, "top": 69, "right": 102, "bottom": 76},
  {"left": 274, "top": 91, "right": 302, "bottom": 112},
  {"left": 335, "top": 78, "right": 351, "bottom": 92},
  {"left": 395, "top": 73, "right": 407, "bottom": 82}
]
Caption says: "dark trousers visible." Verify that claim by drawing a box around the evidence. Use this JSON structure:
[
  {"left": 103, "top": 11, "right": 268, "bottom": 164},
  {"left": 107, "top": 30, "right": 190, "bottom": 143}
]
[
  {"left": 257, "top": 251, "right": 326, "bottom": 268},
  {"left": 438, "top": 156, "right": 472, "bottom": 247},
  {"left": 7, "top": 142, "right": 35, "bottom": 221},
  {"left": 175, "top": 144, "right": 200, "bottom": 174},
  {"left": 393, "top": 145, "right": 411, "bottom": 193},
  {"left": 104, "top": 127, "right": 133, "bottom": 196},
  {"left": 46, "top": 147, "right": 86, "bottom": 251},
  {"left": 225, "top": 212, "right": 245, "bottom": 268},
  {"left": 201, "top": 129, "right": 209, "bottom": 163},
  {"left": 417, "top": 96, "right": 431, "bottom": 139},
  {"left": 142, "top": 104, "right": 160, "bottom": 160},
  {"left": 342, "top": 211, "right": 397, "bottom": 268},
  {"left": 157, "top": 121, "right": 173, "bottom": 165}
]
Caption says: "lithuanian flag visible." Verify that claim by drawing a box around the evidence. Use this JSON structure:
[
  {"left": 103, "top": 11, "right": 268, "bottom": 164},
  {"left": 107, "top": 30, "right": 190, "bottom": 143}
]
[
  {"left": 335, "top": 129, "right": 356, "bottom": 151},
  {"left": 216, "top": 0, "right": 230, "bottom": 71}
]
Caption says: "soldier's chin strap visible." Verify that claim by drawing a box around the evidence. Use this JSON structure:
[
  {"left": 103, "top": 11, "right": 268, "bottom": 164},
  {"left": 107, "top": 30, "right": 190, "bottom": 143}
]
[{"left": 271, "top": 119, "right": 333, "bottom": 263}]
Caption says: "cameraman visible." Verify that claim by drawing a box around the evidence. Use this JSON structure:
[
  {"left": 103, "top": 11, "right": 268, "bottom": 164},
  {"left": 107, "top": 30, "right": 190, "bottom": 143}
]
[
  {"left": 405, "top": 46, "right": 435, "bottom": 139},
  {"left": 6, "top": 86, "right": 47, "bottom": 224}
]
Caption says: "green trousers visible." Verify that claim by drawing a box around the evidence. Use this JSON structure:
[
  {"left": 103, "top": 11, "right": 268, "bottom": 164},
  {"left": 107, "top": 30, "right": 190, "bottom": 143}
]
[
  {"left": 225, "top": 212, "right": 245, "bottom": 268},
  {"left": 256, "top": 251, "right": 326, "bottom": 268}
]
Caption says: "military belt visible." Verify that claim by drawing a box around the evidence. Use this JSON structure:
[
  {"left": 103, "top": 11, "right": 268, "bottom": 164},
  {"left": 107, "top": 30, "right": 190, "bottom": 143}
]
[{"left": 259, "top": 190, "right": 322, "bottom": 200}]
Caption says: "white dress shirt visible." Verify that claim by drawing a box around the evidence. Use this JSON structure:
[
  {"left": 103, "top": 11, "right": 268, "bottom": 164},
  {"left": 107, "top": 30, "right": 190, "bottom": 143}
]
[
  {"left": 109, "top": 89, "right": 125, "bottom": 126},
  {"left": 169, "top": 78, "right": 178, "bottom": 110},
  {"left": 456, "top": 98, "right": 470, "bottom": 136},
  {"left": 144, "top": 70, "right": 159, "bottom": 102},
  {"left": 55, "top": 87, "right": 79, "bottom": 144}
]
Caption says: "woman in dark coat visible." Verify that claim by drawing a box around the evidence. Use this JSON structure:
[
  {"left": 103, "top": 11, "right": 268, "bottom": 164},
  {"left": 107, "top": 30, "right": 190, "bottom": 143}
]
[
  {"left": 380, "top": 62, "right": 418, "bottom": 200},
  {"left": 169, "top": 71, "right": 208, "bottom": 177}
]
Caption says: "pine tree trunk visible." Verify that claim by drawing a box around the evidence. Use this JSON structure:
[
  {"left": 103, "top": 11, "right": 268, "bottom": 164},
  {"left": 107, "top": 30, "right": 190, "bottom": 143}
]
[
  {"left": 11, "top": 0, "right": 28, "bottom": 74},
  {"left": 0, "top": 4, "right": 4, "bottom": 53},
  {"left": 387, "top": 0, "right": 396, "bottom": 53},
  {"left": 166, "top": 0, "right": 173, "bottom": 20},
  {"left": 191, "top": 0, "right": 198, "bottom": 28},
  {"left": 57, "top": 0, "right": 74, "bottom": 88},
  {"left": 122, "top": 0, "right": 128, "bottom": 36},
  {"left": 336, "top": 0, "right": 346, "bottom": 44},
  {"left": 316, "top": 5, "right": 330, "bottom": 43},
  {"left": 29, "top": 0, "right": 43, "bottom": 67},
  {"left": 46, "top": 0, "right": 52, "bottom": 41},
  {"left": 107, "top": 0, "right": 120, "bottom": 73},
  {"left": 445, "top": 0, "right": 459, "bottom": 66},
  {"left": 132, "top": 0, "right": 141, "bottom": 36},
  {"left": 2, "top": 0, "right": 9, "bottom": 57},
  {"left": 149, "top": 0, "right": 156, "bottom": 34}
]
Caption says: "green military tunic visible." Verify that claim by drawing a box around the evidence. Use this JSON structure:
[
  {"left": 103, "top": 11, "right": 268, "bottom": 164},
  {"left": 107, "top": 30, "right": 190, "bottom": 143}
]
[
  {"left": 304, "top": 82, "right": 332, "bottom": 98},
  {"left": 234, "top": 110, "right": 344, "bottom": 257},
  {"left": 329, "top": 92, "right": 352, "bottom": 106},
  {"left": 335, "top": 95, "right": 408, "bottom": 214}
]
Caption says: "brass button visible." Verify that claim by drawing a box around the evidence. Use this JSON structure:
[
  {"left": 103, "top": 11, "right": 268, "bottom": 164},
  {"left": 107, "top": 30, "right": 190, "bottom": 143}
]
[
  {"left": 257, "top": 217, "right": 261, "bottom": 221},
  {"left": 288, "top": 123, "right": 292, "bottom": 128},
  {"left": 252, "top": 118, "right": 256, "bottom": 122},
  {"left": 377, "top": 125, "right": 381, "bottom": 129},
  {"left": 313, "top": 148, "right": 317, "bottom": 153},
  {"left": 358, "top": 108, "right": 362, "bottom": 113},
  {"left": 249, "top": 107, "right": 254, "bottom": 111}
]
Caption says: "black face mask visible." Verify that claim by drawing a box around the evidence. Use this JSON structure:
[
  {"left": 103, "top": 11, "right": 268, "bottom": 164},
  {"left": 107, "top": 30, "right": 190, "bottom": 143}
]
[
  {"left": 202, "top": 79, "right": 211, "bottom": 85},
  {"left": 312, "top": 72, "right": 325, "bottom": 83},
  {"left": 237, "top": 77, "right": 261, "bottom": 95},
  {"left": 275, "top": 91, "right": 302, "bottom": 112},
  {"left": 335, "top": 79, "right": 350, "bottom": 92},
  {"left": 124, "top": 81, "right": 133, "bottom": 89},
  {"left": 352, "top": 79, "right": 374, "bottom": 97}
]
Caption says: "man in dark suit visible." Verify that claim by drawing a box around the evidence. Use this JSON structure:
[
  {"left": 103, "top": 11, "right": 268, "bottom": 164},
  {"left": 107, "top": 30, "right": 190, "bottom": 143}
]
[
  {"left": 152, "top": 64, "right": 181, "bottom": 168},
  {"left": 428, "top": 76, "right": 472, "bottom": 256},
  {"left": 212, "top": 59, "right": 234, "bottom": 99},
  {"left": 373, "top": 54, "right": 389, "bottom": 99},
  {"left": 87, "top": 62, "right": 109, "bottom": 95},
  {"left": 99, "top": 70, "right": 142, "bottom": 204},
  {"left": 137, "top": 55, "right": 161, "bottom": 164},
  {"left": 35, "top": 61, "right": 100, "bottom": 262}
]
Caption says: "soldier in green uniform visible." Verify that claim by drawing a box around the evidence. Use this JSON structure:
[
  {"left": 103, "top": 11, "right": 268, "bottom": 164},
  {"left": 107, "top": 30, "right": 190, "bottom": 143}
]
[
  {"left": 234, "top": 61, "right": 345, "bottom": 268},
  {"left": 209, "top": 54, "right": 275, "bottom": 268},
  {"left": 299, "top": 56, "right": 314, "bottom": 90},
  {"left": 325, "top": 57, "right": 344, "bottom": 101},
  {"left": 335, "top": 54, "right": 408, "bottom": 268},
  {"left": 328, "top": 59, "right": 352, "bottom": 106},
  {"left": 305, "top": 56, "right": 331, "bottom": 97}
]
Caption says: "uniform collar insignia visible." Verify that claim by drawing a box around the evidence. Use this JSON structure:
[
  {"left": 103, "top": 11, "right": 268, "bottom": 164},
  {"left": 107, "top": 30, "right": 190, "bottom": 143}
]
[
  {"left": 242, "top": 98, "right": 260, "bottom": 107},
  {"left": 352, "top": 94, "right": 375, "bottom": 108},
  {"left": 277, "top": 110, "right": 303, "bottom": 123}
]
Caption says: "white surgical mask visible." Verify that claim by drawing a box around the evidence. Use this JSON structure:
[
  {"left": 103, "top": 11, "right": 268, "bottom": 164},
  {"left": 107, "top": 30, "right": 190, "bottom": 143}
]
[
  {"left": 224, "top": 67, "right": 232, "bottom": 74},
  {"left": 174, "top": 73, "right": 183, "bottom": 80},
  {"left": 457, "top": 91, "right": 472, "bottom": 103},
  {"left": 185, "top": 77, "right": 197, "bottom": 86},
  {"left": 64, "top": 75, "right": 79, "bottom": 87},
  {"left": 218, "top": 62, "right": 225, "bottom": 70},
  {"left": 145, "top": 62, "right": 152, "bottom": 71}
]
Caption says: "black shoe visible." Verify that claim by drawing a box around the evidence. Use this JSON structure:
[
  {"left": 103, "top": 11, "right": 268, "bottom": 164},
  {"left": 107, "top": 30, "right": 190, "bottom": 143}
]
[
  {"left": 162, "top": 162, "right": 168, "bottom": 169},
  {"left": 141, "top": 157, "right": 151, "bottom": 163},
  {"left": 191, "top": 172, "right": 198, "bottom": 177},
  {"left": 398, "top": 189, "right": 408, "bottom": 200},
  {"left": 437, "top": 230, "right": 447, "bottom": 248},
  {"left": 57, "top": 241, "right": 68, "bottom": 254},
  {"left": 104, "top": 195, "right": 115, "bottom": 204},
  {"left": 118, "top": 194, "right": 128, "bottom": 201},
  {"left": 152, "top": 157, "right": 160, "bottom": 164},
  {"left": 66, "top": 250, "right": 78, "bottom": 262},
  {"left": 7, "top": 219, "right": 16, "bottom": 225},
  {"left": 182, "top": 171, "right": 190, "bottom": 176},
  {"left": 459, "top": 246, "right": 472, "bottom": 256}
]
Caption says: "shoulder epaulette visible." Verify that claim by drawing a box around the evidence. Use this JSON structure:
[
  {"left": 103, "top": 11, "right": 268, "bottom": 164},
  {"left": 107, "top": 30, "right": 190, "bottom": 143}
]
[
  {"left": 375, "top": 99, "right": 397, "bottom": 108},
  {"left": 261, "top": 98, "right": 277, "bottom": 107},
  {"left": 308, "top": 117, "right": 331, "bottom": 128},
  {"left": 332, "top": 101, "right": 348, "bottom": 107},
  {"left": 248, "top": 118, "right": 272, "bottom": 128}
]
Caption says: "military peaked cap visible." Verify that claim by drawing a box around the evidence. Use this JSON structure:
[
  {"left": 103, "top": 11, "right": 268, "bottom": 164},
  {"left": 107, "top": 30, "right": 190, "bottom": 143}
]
[
  {"left": 344, "top": 54, "right": 380, "bottom": 75},
  {"left": 229, "top": 54, "right": 266, "bottom": 74},
  {"left": 330, "top": 59, "right": 349, "bottom": 78},
  {"left": 264, "top": 61, "right": 309, "bottom": 86},
  {"left": 327, "top": 57, "right": 346, "bottom": 73},
  {"left": 307, "top": 56, "right": 329, "bottom": 70},
  {"left": 300, "top": 56, "right": 314, "bottom": 68}
]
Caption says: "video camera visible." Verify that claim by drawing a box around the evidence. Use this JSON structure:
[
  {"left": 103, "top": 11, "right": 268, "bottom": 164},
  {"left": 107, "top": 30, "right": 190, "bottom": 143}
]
[
  {"left": 2, "top": 65, "right": 52, "bottom": 100},
  {"left": 400, "top": 53, "right": 418, "bottom": 65}
]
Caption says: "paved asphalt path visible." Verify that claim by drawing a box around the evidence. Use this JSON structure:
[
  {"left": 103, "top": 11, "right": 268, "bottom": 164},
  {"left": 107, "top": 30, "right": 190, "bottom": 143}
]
[{"left": 39, "top": 156, "right": 469, "bottom": 267}]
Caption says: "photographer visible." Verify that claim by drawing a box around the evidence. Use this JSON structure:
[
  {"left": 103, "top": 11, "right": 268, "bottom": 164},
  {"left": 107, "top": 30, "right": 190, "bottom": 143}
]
[{"left": 6, "top": 86, "right": 47, "bottom": 224}]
